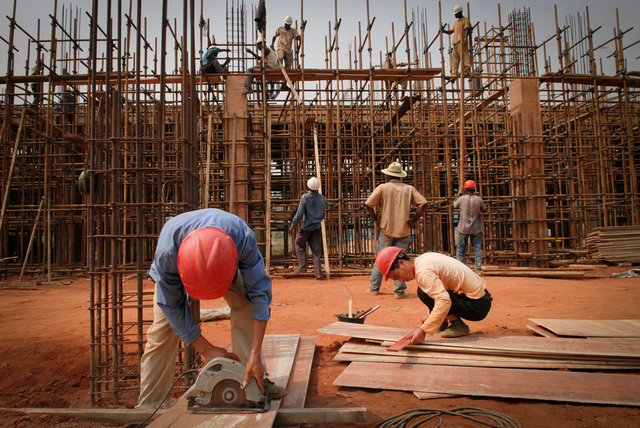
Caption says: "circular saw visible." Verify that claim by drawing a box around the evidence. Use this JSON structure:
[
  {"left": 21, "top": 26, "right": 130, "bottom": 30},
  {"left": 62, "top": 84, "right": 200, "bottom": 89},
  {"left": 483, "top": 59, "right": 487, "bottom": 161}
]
[{"left": 186, "top": 357, "right": 270, "bottom": 412}]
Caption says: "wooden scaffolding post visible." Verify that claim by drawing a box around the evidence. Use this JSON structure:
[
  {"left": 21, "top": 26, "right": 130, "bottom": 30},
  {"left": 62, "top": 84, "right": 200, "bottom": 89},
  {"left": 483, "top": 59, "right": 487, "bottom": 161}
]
[{"left": 313, "top": 126, "right": 330, "bottom": 279}]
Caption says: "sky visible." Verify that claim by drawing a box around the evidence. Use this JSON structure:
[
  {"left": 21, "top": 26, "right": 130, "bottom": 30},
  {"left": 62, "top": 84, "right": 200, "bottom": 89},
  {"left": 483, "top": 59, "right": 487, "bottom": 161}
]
[{"left": 1, "top": 0, "right": 638, "bottom": 77}]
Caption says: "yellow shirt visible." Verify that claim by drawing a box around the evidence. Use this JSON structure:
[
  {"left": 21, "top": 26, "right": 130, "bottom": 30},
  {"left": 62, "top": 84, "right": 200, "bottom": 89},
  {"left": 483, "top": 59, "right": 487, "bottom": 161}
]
[
  {"left": 366, "top": 179, "right": 427, "bottom": 238},
  {"left": 273, "top": 26, "right": 300, "bottom": 54},
  {"left": 453, "top": 17, "right": 470, "bottom": 45},
  {"left": 414, "top": 252, "right": 486, "bottom": 335}
]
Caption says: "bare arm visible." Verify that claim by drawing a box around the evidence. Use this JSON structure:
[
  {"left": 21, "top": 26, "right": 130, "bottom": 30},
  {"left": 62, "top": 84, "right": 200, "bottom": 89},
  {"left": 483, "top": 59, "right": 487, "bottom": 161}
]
[
  {"left": 191, "top": 335, "right": 230, "bottom": 361},
  {"left": 243, "top": 319, "right": 267, "bottom": 392},
  {"left": 364, "top": 204, "right": 380, "bottom": 228}
]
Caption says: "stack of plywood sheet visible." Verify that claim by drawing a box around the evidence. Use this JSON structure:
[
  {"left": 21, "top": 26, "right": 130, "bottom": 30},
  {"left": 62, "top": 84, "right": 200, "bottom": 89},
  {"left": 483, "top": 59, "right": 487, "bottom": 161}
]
[
  {"left": 318, "top": 322, "right": 640, "bottom": 406},
  {"left": 586, "top": 226, "right": 640, "bottom": 264},
  {"left": 528, "top": 318, "right": 640, "bottom": 338}
]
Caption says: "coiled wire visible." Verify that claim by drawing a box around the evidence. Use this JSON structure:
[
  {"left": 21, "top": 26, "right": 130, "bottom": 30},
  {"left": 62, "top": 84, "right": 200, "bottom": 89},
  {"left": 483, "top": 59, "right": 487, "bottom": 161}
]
[{"left": 374, "top": 406, "right": 521, "bottom": 428}]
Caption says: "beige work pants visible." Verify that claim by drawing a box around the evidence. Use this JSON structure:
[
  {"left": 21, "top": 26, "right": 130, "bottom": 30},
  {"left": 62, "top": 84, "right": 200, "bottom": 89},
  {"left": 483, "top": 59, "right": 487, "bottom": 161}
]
[
  {"left": 136, "top": 271, "right": 262, "bottom": 408},
  {"left": 451, "top": 42, "right": 471, "bottom": 76}
]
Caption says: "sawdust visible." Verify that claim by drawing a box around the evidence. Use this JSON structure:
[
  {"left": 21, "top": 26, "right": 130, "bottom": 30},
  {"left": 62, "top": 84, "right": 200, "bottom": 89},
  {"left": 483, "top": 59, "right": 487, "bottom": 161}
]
[{"left": 1, "top": 267, "right": 639, "bottom": 427}]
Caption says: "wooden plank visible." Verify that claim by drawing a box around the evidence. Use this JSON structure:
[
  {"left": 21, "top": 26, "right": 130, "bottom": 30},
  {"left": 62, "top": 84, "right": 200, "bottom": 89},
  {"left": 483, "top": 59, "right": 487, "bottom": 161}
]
[
  {"left": 317, "top": 321, "right": 412, "bottom": 342},
  {"left": 334, "top": 362, "right": 640, "bottom": 406},
  {"left": 279, "top": 336, "right": 316, "bottom": 428},
  {"left": 387, "top": 332, "right": 413, "bottom": 352},
  {"left": 529, "top": 319, "right": 640, "bottom": 338},
  {"left": 335, "top": 350, "right": 640, "bottom": 370},
  {"left": 412, "top": 392, "right": 457, "bottom": 400},
  {"left": 149, "top": 334, "right": 299, "bottom": 428},
  {"left": 318, "top": 322, "right": 640, "bottom": 359},
  {"left": 274, "top": 407, "right": 367, "bottom": 425},
  {"left": 526, "top": 324, "right": 558, "bottom": 338},
  {"left": 0, "top": 408, "right": 164, "bottom": 424},
  {"left": 336, "top": 342, "right": 640, "bottom": 369}
]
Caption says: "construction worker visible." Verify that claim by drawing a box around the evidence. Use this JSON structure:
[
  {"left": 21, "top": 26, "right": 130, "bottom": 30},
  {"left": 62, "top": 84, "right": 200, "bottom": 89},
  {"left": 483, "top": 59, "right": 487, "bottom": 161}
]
[
  {"left": 29, "top": 58, "right": 44, "bottom": 107},
  {"left": 200, "top": 44, "right": 231, "bottom": 74},
  {"left": 271, "top": 15, "right": 300, "bottom": 69},
  {"left": 442, "top": 5, "right": 472, "bottom": 77},
  {"left": 376, "top": 247, "right": 492, "bottom": 339},
  {"left": 136, "top": 208, "right": 287, "bottom": 409},
  {"left": 289, "top": 177, "right": 329, "bottom": 280},
  {"left": 454, "top": 179, "right": 487, "bottom": 273},
  {"left": 365, "top": 161, "right": 427, "bottom": 298},
  {"left": 244, "top": 37, "right": 280, "bottom": 96}
]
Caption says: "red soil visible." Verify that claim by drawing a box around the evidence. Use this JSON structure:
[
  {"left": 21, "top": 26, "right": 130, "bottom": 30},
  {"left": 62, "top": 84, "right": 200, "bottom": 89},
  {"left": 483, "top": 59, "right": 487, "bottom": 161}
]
[{"left": 1, "top": 267, "right": 639, "bottom": 427}]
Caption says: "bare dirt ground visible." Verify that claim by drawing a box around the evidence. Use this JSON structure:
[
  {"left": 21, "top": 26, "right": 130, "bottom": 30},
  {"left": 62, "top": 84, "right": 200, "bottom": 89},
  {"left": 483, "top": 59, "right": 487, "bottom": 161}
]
[{"left": 1, "top": 266, "right": 640, "bottom": 427}]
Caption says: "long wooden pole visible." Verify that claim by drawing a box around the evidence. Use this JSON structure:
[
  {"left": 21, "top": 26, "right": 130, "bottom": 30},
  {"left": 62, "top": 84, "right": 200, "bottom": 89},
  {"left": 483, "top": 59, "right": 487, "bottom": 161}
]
[
  {"left": 0, "top": 108, "right": 26, "bottom": 237},
  {"left": 19, "top": 197, "right": 45, "bottom": 282},
  {"left": 313, "top": 126, "right": 330, "bottom": 278}
]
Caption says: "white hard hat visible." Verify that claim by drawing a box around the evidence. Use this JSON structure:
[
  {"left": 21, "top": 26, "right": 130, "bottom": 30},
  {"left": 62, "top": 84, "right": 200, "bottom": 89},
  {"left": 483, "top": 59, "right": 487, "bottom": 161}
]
[
  {"left": 453, "top": 5, "right": 463, "bottom": 15},
  {"left": 307, "top": 177, "right": 321, "bottom": 191},
  {"left": 284, "top": 16, "right": 293, "bottom": 25}
]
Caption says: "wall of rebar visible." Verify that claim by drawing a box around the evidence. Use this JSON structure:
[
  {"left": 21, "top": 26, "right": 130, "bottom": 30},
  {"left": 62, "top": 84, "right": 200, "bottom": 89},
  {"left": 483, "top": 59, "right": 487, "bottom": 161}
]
[{"left": 0, "top": 0, "right": 638, "bottom": 404}]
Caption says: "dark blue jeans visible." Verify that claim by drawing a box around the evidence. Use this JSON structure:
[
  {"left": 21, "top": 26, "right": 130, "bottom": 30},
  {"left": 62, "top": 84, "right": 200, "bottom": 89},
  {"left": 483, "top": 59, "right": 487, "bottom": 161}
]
[
  {"left": 417, "top": 287, "right": 492, "bottom": 321},
  {"left": 457, "top": 231, "right": 483, "bottom": 270}
]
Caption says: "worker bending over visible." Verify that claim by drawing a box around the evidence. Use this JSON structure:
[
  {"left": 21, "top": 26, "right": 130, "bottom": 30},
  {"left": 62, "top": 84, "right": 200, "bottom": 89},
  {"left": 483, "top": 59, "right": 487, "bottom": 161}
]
[
  {"left": 376, "top": 247, "right": 492, "bottom": 340},
  {"left": 136, "top": 208, "right": 286, "bottom": 409}
]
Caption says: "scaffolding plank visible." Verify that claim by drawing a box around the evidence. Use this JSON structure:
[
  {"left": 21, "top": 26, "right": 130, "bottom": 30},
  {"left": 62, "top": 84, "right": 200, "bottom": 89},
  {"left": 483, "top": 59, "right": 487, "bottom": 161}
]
[
  {"left": 334, "top": 362, "right": 640, "bottom": 406},
  {"left": 529, "top": 319, "right": 640, "bottom": 338}
]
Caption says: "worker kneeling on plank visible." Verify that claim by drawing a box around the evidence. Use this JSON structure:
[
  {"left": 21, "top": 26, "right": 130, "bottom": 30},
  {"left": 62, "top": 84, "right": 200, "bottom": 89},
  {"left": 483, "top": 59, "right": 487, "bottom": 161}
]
[
  {"left": 136, "top": 208, "right": 287, "bottom": 409},
  {"left": 376, "top": 247, "right": 492, "bottom": 341}
]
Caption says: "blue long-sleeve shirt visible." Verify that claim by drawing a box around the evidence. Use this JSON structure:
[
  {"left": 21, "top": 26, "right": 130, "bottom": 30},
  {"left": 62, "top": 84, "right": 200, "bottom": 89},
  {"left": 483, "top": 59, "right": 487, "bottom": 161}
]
[
  {"left": 148, "top": 208, "right": 272, "bottom": 346},
  {"left": 290, "top": 190, "right": 329, "bottom": 231}
]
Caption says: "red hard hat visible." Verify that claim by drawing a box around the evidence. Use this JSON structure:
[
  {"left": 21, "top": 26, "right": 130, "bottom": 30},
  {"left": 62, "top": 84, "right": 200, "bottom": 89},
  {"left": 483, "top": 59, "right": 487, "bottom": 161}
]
[
  {"left": 375, "top": 246, "right": 405, "bottom": 280},
  {"left": 177, "top": 227, "right": 238, "bottom": 300},
  {"left": 463, "top": 180, "right": 477, "bottom": 189}
]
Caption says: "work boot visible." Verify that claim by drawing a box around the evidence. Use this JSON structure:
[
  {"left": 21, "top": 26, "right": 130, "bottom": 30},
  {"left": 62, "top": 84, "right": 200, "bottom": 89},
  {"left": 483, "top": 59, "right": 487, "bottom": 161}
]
[
  {"left": 263, "top": 378, "right": 287, "bottom": 399},
  {"left": 366, "top": 289, "right": 379, "bottom": 295},
  {"left": 440, "top": 319, "right": 470, "bottom": 338},
  {"left": 437, "top": 320, "right": 449, "bottom": 332},
  {"left": 394, "top": 291, "right": 407, "bottom": 299},
  {"left": 294, "top": 268, "right": 307, "bottom": 274}
]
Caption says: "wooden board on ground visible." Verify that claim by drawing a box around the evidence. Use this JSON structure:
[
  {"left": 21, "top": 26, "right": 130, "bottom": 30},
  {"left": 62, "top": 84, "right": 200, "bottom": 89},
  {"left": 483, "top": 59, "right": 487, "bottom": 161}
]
[
  {"left": 279, "top": 336, "right": 316, "bottom": 428},
  {"left": 318, "top": 322, "right": 640, "bottom": 359},
  {"left": 529, "top": 318, "right": 640, "bottom": 338},
  {"left": 412, "top": 392, "right": 457, "bottom": 400},
  {"left": 149, "top": 334, "right": 299, "bottom": 428},
  {"left": 526, "top": 324, "right": 558, "bottom": 338},
  {"left": 334, "top": 362, "right": 640, "bottom": 406},
  {"left": 335, "top": 342, "right": 640, "bottom": 369}
]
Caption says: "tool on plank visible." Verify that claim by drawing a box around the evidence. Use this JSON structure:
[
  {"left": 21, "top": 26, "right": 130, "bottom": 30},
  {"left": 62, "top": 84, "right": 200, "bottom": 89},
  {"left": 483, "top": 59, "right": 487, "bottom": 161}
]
[{"left": 186, "top": 357, "right": 270, "bottom": 412}]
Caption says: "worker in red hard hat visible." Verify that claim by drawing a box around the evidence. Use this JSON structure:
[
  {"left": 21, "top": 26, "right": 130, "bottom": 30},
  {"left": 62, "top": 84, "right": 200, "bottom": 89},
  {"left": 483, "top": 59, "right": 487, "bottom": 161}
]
[
  {"left": 375, "top": 247, "right": 492, "bottom": 340},
  {"left": 136, "top": 208, "right": 287, "bottom": 409},
  {"left": 454, "top": 179, "right": 487, "bottom": 273}
]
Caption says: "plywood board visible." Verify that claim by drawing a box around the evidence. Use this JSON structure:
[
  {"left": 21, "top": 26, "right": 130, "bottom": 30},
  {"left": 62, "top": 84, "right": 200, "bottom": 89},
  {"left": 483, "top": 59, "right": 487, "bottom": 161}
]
[
  {"left": 318, "top": 322, "right": 640, "bottom": 359},
  {"left": 529, "top": 318, "right": 640, "bottom": 337},
  {"left": 279, "top": 336, "right": 316, "bottom": 428},
  {"left": 334, "top": 362, "right": 640, "bottom": 406},
  {"left": 335, "top": 342, "right": 640, "bottom": 369},
  {"left": 149, "top": 334, "right": 299, "bottom": 428},
  {"left": 526, "top": 324, "right": 558, "bottom": 337},
  {"left": 317, "top": 321, "right": 411, "bottom": 342}
]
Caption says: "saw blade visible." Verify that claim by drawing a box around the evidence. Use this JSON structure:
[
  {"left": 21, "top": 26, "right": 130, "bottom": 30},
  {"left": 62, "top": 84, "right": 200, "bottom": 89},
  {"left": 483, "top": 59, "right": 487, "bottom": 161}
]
[{"left": 210, "top": 379, "right": 247, "bottom": 408}]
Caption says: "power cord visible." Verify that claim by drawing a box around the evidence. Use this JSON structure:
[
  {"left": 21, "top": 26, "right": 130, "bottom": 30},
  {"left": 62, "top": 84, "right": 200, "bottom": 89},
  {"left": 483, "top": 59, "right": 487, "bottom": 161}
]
[
  {"left": 136, "top": 368, "right": 200, "bottom": 428},
  {"left": 374, "top": 407, "right": 521, "bottom": 428}
]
